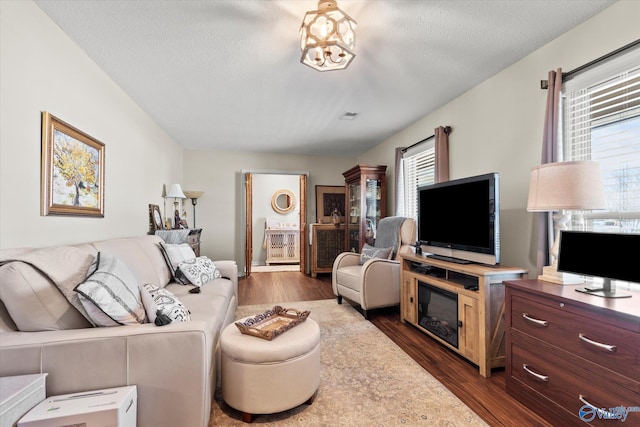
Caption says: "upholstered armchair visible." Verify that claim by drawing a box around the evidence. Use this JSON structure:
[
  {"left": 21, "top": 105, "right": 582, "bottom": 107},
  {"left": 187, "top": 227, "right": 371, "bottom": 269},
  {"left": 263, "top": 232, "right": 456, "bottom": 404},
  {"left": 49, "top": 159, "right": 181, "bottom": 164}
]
[{"left": 332, "top": 217, "right": 416, "bottom": 318}]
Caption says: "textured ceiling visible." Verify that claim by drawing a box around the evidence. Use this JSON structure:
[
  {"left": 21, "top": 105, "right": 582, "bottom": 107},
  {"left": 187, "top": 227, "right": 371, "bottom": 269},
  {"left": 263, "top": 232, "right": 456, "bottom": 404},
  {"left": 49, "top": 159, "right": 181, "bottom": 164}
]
[{"left": 34, "top": 0, "right": 615, "bottom": 157}]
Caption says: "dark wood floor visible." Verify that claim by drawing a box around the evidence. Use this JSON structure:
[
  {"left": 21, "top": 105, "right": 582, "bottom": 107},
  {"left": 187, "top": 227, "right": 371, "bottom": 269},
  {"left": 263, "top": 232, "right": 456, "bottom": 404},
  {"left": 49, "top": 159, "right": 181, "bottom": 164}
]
[{"left": 239, "top": 271, "right": 552, "bottom": 427}]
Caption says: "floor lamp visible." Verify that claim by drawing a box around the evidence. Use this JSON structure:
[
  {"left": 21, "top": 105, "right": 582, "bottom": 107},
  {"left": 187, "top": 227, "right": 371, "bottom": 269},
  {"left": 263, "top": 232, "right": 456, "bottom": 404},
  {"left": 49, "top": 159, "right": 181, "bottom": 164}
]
[
  {"left": 527, "top": 161, "right": 606, "bottom": 284},
  {"left": 184, "top": 191, "right": 204, "bottom": 228}
]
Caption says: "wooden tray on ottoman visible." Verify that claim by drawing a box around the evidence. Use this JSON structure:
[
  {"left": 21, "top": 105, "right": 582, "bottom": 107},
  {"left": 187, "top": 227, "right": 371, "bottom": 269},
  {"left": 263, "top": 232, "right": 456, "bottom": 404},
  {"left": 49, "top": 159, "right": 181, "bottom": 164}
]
[{"left": 235, "top": 306, "right": 310, "bottom": 340}]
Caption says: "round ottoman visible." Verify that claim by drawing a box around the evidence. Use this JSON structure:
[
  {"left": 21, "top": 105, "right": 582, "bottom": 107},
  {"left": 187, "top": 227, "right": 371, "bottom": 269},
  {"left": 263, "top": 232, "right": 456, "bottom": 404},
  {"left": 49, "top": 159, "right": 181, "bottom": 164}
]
[{"left": 220, "top": 316, "right": 321, "bottom": 423}]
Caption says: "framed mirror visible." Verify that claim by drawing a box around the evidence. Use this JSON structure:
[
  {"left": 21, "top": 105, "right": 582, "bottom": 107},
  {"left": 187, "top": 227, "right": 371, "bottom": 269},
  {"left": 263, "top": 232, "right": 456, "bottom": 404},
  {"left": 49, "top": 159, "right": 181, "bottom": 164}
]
[{"left": 271, "top": 189, "right": 295, "bottom": 214}]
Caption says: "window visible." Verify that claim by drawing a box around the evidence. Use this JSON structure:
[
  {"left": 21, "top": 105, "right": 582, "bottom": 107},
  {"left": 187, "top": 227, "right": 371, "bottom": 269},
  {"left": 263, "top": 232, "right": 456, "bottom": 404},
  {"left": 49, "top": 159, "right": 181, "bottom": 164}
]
[
  {"left": 562, "top": 46, "right": 640, "bottom": 291},
  {"left": 397, "top": 137, "right": 435, "bottom": 221}
]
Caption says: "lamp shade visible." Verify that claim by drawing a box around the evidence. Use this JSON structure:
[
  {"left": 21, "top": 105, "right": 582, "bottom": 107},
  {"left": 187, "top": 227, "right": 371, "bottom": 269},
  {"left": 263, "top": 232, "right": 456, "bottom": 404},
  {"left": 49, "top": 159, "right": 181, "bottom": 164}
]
[
  {"left": 527, "top": 161, "right": 606, "bottom": 212},
  {"left": 183, "top": 191, "right": 204, "bottom": 200},
  {"left": 165, "top": 184, "right": 186, "bottom": 199}
]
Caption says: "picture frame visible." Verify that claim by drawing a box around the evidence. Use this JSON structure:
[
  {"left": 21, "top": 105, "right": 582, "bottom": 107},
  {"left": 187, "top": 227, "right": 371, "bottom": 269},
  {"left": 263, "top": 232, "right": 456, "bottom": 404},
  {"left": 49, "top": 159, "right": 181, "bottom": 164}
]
[
  {"left": 315, "top": 185, "right": 346, "bottom": 223},
  {"left": 149, "top": 204, "right": 164, "bottom": 232},
  {"left": 41, "top": 112, "right": 105, "bottom": 217}
]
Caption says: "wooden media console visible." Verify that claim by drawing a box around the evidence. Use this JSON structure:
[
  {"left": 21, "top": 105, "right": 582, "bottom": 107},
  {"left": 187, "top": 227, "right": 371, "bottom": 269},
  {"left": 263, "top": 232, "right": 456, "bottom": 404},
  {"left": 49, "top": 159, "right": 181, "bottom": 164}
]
[{"left": 400, "top": 253, "right": 527, "bottom": 377}]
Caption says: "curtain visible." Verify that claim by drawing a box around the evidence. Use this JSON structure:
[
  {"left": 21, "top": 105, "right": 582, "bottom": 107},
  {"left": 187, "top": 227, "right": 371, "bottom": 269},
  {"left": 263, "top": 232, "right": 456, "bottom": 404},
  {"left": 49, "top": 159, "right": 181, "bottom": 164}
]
[
  {"left": 535, "top": 68, "right": 562, "bottom": 275},
  {"left": 435, "top": 126, "right": 451, "bottom": 183},
  {"left": 395, "top": 147, "right": 406, "bottom": 216}
]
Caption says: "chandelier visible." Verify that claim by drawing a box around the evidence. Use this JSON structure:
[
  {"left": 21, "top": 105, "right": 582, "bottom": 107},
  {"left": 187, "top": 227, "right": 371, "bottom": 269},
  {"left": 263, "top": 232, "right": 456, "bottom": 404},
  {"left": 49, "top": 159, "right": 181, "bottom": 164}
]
[{"left": 299, "top": 0, "right": 357, "bottom": 72}]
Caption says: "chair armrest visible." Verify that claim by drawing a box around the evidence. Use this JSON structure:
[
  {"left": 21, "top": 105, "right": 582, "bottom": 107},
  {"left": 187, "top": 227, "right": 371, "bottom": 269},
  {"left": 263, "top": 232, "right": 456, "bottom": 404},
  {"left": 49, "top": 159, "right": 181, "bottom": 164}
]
[
  {"left": 331, "top": 252, "right": 361, "bottom": 295},
  {"left": 333, "top": 252, "right": 361, "bottom": 269},
  {"left": 360, "top": 258, "right": 401, "bottom": 310}
]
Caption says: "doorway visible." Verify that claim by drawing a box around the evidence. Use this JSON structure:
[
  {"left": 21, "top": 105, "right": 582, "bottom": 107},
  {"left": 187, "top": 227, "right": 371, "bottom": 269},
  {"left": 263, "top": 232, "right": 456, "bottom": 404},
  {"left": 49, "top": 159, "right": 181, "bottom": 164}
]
[{"left": 243, "top": 171, "right": 308, "bottom": 277}]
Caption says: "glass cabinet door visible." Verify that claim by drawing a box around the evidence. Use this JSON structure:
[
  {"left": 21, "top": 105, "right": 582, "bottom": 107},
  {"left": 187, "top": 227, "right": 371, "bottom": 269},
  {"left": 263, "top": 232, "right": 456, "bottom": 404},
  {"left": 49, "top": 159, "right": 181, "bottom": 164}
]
[
  {"left": 364, "top": 178, "right": 382, "bottom": 245},
  {"left": 343, "top": 165, "right": 387, "bottom": 252},
  {"left": 347, "top": 182, "right": 361, "bottom": 252}
]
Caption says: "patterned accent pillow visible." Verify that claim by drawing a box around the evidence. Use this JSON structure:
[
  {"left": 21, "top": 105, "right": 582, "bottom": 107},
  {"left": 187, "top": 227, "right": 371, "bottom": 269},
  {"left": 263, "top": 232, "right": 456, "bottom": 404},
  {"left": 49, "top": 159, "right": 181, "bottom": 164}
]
[
  {"left": 140, "top": 283, "right": 191, "bottom": 325},
  {"left": 177, "top": 256, "right": 221, "bottom": 287},
  {"left": 159, "top": 243, "right": 196, "bottom": 284},
  {"left": 74, "top": 252, "right": 146, "bottom": 326},
  {"left": 359, "top": 244, "right": 394, "bottom": 265}
]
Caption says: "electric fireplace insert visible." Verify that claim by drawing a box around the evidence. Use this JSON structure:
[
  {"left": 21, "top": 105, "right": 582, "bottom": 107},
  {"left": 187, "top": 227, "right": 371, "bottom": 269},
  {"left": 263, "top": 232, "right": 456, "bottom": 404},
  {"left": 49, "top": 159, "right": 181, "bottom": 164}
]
[{"left": 417, "top": 281, "right": 458, "bottom": 348}]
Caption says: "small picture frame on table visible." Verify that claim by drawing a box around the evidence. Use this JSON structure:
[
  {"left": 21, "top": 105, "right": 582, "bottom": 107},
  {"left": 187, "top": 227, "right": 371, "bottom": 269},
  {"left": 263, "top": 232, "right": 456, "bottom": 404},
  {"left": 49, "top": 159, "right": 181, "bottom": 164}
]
[{"left": 149, "top": 204, "right": 163, "bottom": 232}]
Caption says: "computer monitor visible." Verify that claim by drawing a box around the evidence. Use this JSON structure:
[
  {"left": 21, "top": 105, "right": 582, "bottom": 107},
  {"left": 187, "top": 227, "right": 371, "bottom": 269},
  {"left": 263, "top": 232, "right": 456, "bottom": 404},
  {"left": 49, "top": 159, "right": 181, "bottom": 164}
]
[{"left": 557, "top": 230, "right": 638, "bottom": 298}]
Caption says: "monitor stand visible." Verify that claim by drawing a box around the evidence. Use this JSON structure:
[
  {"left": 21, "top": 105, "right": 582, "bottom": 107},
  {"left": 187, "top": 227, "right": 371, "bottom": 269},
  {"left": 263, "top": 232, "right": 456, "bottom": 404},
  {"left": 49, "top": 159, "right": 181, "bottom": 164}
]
[{"left": 575, "top": 278, "right": 632, "bottom": 298}]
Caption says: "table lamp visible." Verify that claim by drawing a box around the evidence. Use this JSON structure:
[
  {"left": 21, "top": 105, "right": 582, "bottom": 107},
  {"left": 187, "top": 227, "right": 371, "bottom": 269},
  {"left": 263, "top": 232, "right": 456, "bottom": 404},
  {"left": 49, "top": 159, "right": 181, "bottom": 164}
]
[
  {"left": 527, "top": 161, "right": 606, "bottom": 284},
  {"left": 165, "top": 184, "right": 186, "bottom": 229}
]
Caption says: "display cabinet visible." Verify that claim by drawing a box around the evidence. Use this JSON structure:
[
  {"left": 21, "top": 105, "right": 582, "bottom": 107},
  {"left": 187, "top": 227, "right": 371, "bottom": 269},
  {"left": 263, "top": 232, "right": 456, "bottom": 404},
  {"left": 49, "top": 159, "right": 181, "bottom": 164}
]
[{"left": 343, "top": 165, "right": 386, "bottom": 252}]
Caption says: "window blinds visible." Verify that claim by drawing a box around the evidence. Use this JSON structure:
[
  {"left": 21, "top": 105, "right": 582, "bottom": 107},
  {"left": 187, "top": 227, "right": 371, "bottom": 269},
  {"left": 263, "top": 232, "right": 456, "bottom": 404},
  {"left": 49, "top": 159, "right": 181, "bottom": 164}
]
[
  {"left": 400, "top": 137, "right": 435, "bottom": 220},
  {"left": 562, "top": 46, "right": 640, "bottom": 230}
]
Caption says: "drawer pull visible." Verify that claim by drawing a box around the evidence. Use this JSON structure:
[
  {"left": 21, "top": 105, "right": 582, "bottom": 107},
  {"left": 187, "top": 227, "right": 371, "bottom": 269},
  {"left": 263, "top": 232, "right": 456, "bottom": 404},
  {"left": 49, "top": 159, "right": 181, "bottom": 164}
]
[
  {"left": 578, "top": 333, "right": 617, "bottom": 353},
  {"left": 522, "top": 313, "right": 548, "bottom": 327},
  {"left": 522, "top": 364, "right": 549, "bottom": 382},
  {"left": 579, "top": 395, "right": 616, "bottom": 418}
]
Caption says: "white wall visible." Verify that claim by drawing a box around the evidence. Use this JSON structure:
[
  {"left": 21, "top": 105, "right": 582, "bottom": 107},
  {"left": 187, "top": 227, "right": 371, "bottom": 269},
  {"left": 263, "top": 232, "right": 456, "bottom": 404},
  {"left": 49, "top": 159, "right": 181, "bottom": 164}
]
[
  {"left": 252, "top": 174, "right": 300, "bottom": 265},
  {"left": 358, "top": 1, "right": 640, "bottom": 275},
  {"left": 182, "top": 149, "right": 354, "bottom": 264},
  {"left": 0, "top": 1, "right": 184, "bottom": 249}
]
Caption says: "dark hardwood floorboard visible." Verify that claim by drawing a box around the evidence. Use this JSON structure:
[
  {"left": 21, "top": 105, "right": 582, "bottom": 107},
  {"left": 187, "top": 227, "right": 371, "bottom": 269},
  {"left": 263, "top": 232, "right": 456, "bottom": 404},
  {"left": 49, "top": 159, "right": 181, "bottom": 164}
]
[
  {"left": 238, "top": 272, "right": 551, "bottom": 427},
  {"left": 238, "top": 271, "right": 335, "bottom": 305}
]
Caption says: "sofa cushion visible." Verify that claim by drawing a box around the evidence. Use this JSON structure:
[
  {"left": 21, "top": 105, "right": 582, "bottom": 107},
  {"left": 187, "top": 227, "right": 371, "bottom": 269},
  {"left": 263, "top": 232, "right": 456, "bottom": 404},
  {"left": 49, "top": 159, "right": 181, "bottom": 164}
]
[
  {"left": 335, "top": 265, "right": 363, "bottom": 292},
  {"left": 177, "top": 256, "right": 221, "bottom": 287},
  {"left": 141, "top": 283, "right": 191, "bottom": 325},
  {"left": 75, "top": 252, "right": 146, "bottom": 326},
  {"left": 0, "top": 261, "right": 91, "bottom": 331},
  {"left": 0, "top": 245, "right": 98, "bottom": 330},
  {"left": 166, "top": 278, "right": 235, "bottom": 335},
  {"left": 159, "top": 243, "right": 196, "bottom": 284},
  {"left": 91, "top": 236, "right": 171, "bottom": 288}
]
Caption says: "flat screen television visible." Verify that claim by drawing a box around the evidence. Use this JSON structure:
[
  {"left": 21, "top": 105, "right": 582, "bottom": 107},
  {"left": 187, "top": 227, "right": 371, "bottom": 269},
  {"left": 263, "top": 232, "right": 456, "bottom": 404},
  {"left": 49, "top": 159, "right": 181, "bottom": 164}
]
[
  {"left": 418, "top": 172, "right": 499, "bottom": 265},
  {"left": 558, "top": 230, "right": 638, "bottom": 298}
]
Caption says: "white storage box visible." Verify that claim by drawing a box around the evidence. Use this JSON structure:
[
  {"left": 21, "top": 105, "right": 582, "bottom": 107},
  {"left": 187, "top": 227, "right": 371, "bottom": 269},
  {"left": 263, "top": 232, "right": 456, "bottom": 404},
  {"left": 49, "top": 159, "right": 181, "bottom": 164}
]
[
  {"left": 18, "top": 386, "right": 136, "bottom": 427},
  {"left": 0, "top": 374, "right": 47, "bottom": 427}
]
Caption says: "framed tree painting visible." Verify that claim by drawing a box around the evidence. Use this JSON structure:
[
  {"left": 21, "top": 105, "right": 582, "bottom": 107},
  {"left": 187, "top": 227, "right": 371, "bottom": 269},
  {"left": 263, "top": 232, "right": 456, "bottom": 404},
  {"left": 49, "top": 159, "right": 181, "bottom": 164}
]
[
  {"left": 315, "top": 185, "right": 345, "bottom": 223},
  {"left": 41, "top": 112, "right": 105, "bottom": 217}
]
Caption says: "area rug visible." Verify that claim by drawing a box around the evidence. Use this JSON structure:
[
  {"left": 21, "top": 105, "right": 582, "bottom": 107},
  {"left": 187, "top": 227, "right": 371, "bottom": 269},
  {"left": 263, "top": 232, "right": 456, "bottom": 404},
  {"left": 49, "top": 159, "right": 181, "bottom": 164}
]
[{"left": 210, "top": 299, "right": 488, "bottom": 426}]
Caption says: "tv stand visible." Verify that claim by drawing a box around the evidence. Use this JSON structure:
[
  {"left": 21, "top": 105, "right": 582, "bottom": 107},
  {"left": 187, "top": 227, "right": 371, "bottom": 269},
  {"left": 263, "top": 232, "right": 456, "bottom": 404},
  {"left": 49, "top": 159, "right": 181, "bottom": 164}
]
[
  {"left": 426, "top": 253, "right": 473, "bottom": 264},
  {"left": 400, "top": 252, "right": 527, "bottom": 377}
]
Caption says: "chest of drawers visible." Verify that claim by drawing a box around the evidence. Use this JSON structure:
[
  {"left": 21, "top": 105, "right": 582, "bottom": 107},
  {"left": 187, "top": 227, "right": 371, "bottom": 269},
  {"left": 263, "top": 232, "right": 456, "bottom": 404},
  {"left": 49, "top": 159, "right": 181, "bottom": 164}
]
[{"left": 504, "top": 280, "right": 639, "bottom": 427}]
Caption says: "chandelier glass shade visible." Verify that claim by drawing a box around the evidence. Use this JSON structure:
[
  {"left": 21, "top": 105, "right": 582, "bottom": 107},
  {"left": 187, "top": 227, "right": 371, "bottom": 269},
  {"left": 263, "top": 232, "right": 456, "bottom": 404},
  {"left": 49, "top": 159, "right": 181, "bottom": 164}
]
[{"left": 300, "top": 0, "right": 357, "bottom": 72}]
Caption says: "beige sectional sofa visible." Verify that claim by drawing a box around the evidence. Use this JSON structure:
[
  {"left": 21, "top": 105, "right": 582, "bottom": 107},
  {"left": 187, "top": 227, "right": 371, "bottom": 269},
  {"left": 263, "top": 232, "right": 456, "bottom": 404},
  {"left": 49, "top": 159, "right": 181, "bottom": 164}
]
[{"left": 0, "top": 235, "right": 237, "bottom": 427}]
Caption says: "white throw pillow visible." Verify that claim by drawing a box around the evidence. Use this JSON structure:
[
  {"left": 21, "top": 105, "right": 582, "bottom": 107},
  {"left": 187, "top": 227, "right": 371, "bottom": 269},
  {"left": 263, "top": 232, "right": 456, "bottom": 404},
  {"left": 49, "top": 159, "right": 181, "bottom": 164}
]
[
  {"left": 159, "top": 243, "right": 196, "bottom": 284},
  {"left": 74, "top": 252, "right": 146, "bottom": 326},
  {"left": 140, "top": 283, "right": 191, "bottom": 325},
  {"left": 177, "top": 256, "right": 221, "bottom": 287}
]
